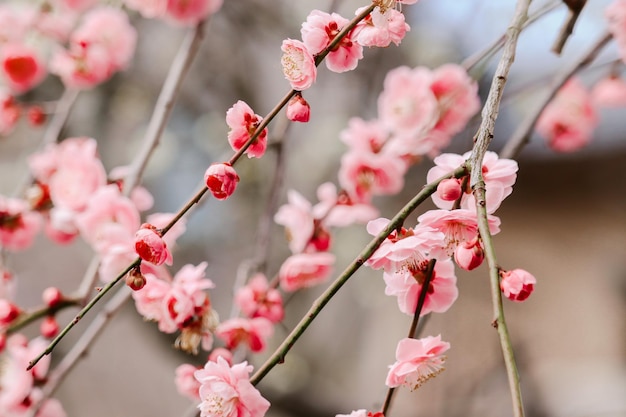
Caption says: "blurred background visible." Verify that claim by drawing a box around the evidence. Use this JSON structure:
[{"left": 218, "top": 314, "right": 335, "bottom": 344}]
[{"left": 0, "top": 0, "right": 625, "bottom": 416}]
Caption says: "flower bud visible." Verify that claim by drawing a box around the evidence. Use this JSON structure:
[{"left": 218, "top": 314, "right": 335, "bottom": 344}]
[
  {"left": 135, "top": 223, "right": 169, "bottom": 265},
  {"left": 42, "top": 287, "right": 63, "bottom": 308},
  {"left": 500, "top": 268, "right": 536, "bottom": 301},
  {"left": 204, "top": 163, "right": 239, "bottom": 200},
  {"left": 286, "top": 94, "right": 311, "bottom": 123},
  {"left": 27, "top": 105, "right": 46, "bottom": 126},
  {"left": 0, "top": 299, "right": 20, "bottom": 325},
  {"left": 454, "top": 238, "right": 484, "bottom": 271},
  {"left": 436, "top": 178, "right": 462, "bottom": 201},
  {"left": 40, "top": 315, "right": 59, "bottom": 338},
  {"left": 125, "top": 267, "right": 147, "bottom": 291}
]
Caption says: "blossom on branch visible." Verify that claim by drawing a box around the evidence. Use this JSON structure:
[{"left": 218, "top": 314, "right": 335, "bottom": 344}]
[
  {"left": 204, "top": 163, "right": 240, "bottom": 200},
  {"left": 500, "top": 268, "right": 536, "bottom": 302},
  {"left": 226, "top": 100, "right": 268, "bottom": 159},
  {"left": 281, "top": 39, "right": 317, "bottom": 91},
  {"left": 386, "top": 335, "right": 450, "bottom": 390},
  {"left": 235, "top": 273, "right": 284, "bottom": 323},
  {"left": 215, "top": 317, "right": 274, "bottom": 353},
  {"left": 354, "top": 5, "right": 409, "bottom": 48},
  {"left": 279, "top": 252, "right": 335, "bottom": 292}
]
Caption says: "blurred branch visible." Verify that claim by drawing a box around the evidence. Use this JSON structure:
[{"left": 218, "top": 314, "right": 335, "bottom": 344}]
[
  {"left": 250, "top": 166, "right": 468, "bottom": 386},
  {"left": 551, "top": 0, "right": 587, "bottom": 55},
  {"left": 468, "top": 1, "right": 532, "bottom": 417},
  {"left": 500, "top": 31, "right": 613, "bottom": 159}
]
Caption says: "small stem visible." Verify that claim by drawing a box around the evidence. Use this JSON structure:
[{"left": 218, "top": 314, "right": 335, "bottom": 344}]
[
  {"left": 381, "top": 259, "right": 437, "bottom": 416},
  {"left": 551, "top": 0, "right": 587, "bottom": 55},
  {"left": 6, "top": 298, "right": 81, "bottom": 335},
  {"left": 250, "top": 166, "right": 468, "bottom": 385}
]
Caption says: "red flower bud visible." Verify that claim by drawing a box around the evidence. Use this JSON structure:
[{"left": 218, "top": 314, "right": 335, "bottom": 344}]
[
  {"left": 135, "top": 223, "right": 170, "bottom": 265},
  {"left": 500, "top": 268, "right": 536, "bottom": 302},
  {"left": 204, "top": 163, "right": 239, "bottom": 200}
]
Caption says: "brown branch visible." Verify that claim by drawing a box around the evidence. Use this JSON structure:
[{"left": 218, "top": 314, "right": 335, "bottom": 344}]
[{"left": 551, "top": 0, "right": 587, "bottom": 55}]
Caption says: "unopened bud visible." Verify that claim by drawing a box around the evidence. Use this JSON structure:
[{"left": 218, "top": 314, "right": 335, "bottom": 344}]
[
  {"left": 500, "top": 268, "right": 536, "bottom": 302},
  {"left": 42, "top": 287, "right": 63, "bottom": 308},
  {"left": 135, "top": 223, "right": 169, "bottom": 265},
  {"left": 437, "top": 178, "right": 462, "bottom": 202},
  {"left": 40, "top": 315, "right": 59, "bottom": 338},
  {"left": 125, "top": 267, "right": 147, "bottom": 291},
  {"left": 204, "top": 163, "right": 239, "bottom": 200},
  {"left": 454, "top": 238, "right": 484, "bottom": 271},
  {"left": 0, "top": 299, "right": 20, "bottom": 325},
  {"left": 286, "top": 94, "right": 311, "bottom": 123}
]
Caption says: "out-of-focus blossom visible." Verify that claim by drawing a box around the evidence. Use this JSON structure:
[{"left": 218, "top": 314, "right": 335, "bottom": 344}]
[
  {"left": 338, "top": 151, "right": 407, "bottom": 203},
  {"left": 312, "top": 182, "right": 379, "bottom": 228},
  {"left": 235, "top": 273, "right": 284, "bottom": 323},
  {"left": 279, "top": 252, "right": 335, "bottom": 292},
  {"left": 175, "top": 363, "right": 201, "bottom": 400},
  {"left": 0, "top": 43, "right": 47, "bottom": 93},
  {"left": 0, "top": 196, "right": 42, "bottom": 251},
  {"left": 215, "top": 317, "right": 274, "bottom": 353},
  {"left": 274, "top": 190, "right": 316, "bottom": 254},
  {"left": 591, "top": 75, "right": 626, "bottom": 107}
]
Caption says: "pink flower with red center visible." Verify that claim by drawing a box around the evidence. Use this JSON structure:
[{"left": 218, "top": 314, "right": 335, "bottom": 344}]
[
  {"left": 204, "top": 163, "right": 239, "bottom": 200},
  {"left": 340, "top": 117, "right": 389, "bottom": 153},
  {"left": 286, "top": 93, "right": 311, "bottom": 122},
  {"left": 194, "top": 357, "right": 270, "bottom": 417},
  {"left": 354, "top": 6, "right": 409, "bottom": 48},
  {"left": 383, "top": 258, "right": 458, "bottom": 316},
  {"left": 135, "top": 223, "right": 171, "bottom": 266},
  {"left": 279, "top": 252, "right": 335, "bottom": 292},
  {"left": 386, "top": 335, "right": 450, "bottom": 390},
  {"left": 301, "top": 10, "right": 363, "bottom": 73},
  {"left": 536, "top": 77, "right": 598, "bottom": 153},
  {"left": 417, "top": 209, "right": 500, "bottom": 255},
  {"left": 0, "top": 299, "right": 20, "bottom": 326},
  {"left": 427, "top": 151, "right": 518, "bottom": 213},
  {"left": 454, "top": 237, "right": 484, "bottom": 271},
  {"left": 274, "top": 190, "right": 316, "bottom": 254},
  {"left": 226, "top": 100, "right": 268, "bottom": 158},
  {"left": 312, "top": 182, "right": 379, "bottom": 228},
  {"left": 338, "top": 150, "right": 407, "bottom": 203},
  {"left": 235, "top": 273, "right": 284, "bottom": 323},
  {"left": 176, "top": 363, "right": 201, "bottom": 400},
  {"left": 215, "top": 317, "right": 274, "bottom": 353},
  {"left": 281, "top": 39, "right": 317, "bottom": 91},
  {"left": 0, "top": 43, "right": 47, "bottom": 93},
  {"left": 500, "top": 268, "right": 536, "bottom": 302},
  {"left": 0, "top": 196, "right": 42, "bottom": 252},
  {"left": 592, "top": 75, "right": 626, "bottom": 107},
  {"left": 365, "top": 217, "right": 445, "bottom": 273},
  {"left": 378, "top": 66, "right": 439, "bottom": 138}
]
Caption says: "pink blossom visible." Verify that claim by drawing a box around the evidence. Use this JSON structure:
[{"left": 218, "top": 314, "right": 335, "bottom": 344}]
[
  {"left": 0, "top": 43, "right": 47, "bottom": 93},
  {"left": 0, "top": 196, "right": 42, "bottom": 252},
  {"left": 147, "top": 212, "right": 187, "bottom": 250},
  {"left": 279, "top": 252, "right": 335, "bottom": 292},
  {"left": 194, "top": 357, "right": 270, "bottom": 417},
  {"left": 176, "top": 363, "right": 201, "bottom": 400},
  {"left": 33, "top": 6, "right": 78, "bottom": 43},
  {"left": 454, "top": 237, "right": 484, "bottom": 271},
  {"left": 286, "top": 94, "right": 311, "bottom": 122},
  {"left": 53, "top": 0, "right": 99, "bottom": 12},
  {"left": 338, "top": 150, "right": 407, "bottom": 203},
  {"left": 383, "top": 258, "right": 458, "bottom": 316},
  {"left": 274, "top": 190, "right": 315, "bottom": 254},
  {"left": 40, "top": 315, "right": 60, "bottom": 338},
  {"left": 135, "top": 223, "right": 171, "bottom": 266},
  {"left": 0, "top": 299, "right": 20, "bottom": 325},
  {"left": 165, "top": 0, "right": 223, "bottom": 26},
  {"left": 132, "top": 272, "right": 171, "bottom": 323},
  {"left": 281, "top": 39, "right": 317, "bottom": 91},
  {"left": 591, "top": 75, "right": 626, "bottom": 107},
  {"left": 312, "top": 182, "right": 379, "bottom": 228},
  {"left": 365, "top": 217, "right": 445, "bottom": 273},
  {"left": 386, "top": 335, "right": 450, "bottom": 390},
  {"left": 339, "top": 117, "right": 389, "bottom": 153},
  {"left": 500, "top": 268, "right": 536, "bottom": 302},
  {"left": 301, "top": 10, "right": 363, "bottom": 73},
  {"left": 378, "top": 66, "right": 439, "bottom": 137},
  {"left": 204, "top": 163, "right": 240, "bottom": 200},
  {"left": 436, "top": 178, "right": 462, "bottom": 202},
  {"left": 354, "top": 6, "right": 409, "bottom": 47},
  {"left": 235, "top": 273, "right": 284, "bottom": 323},
  {"left": 536, "top": 78, "right": 598, "bottom": 152},
  {"left": 418, "top": 209, "right": 500, "bottom": 254},
  {"left": 215, "top": 317, "right": 274, "bottom": 353},
  {"left": 427, "top": 151, "right": 518, "bottom": 213},
  {"left": 226, "top": 100, "right": 268, "bottom": 158},
  {"left": 208, "top": 347, "right": 233, "bottom": 365},
  {"left": 0, "top": 5, "right": 36, "bottom": 44}
]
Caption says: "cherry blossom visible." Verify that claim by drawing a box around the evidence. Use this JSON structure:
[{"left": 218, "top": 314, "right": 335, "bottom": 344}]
[
  {"left": 0, "top": 43, "right": 47, "bottom": 93},
  {"left": 386, "top": 335, "right": 450, "bottom": 390},
  {"left": 226, "top": 100, "right": 268, "bottom": 158},
  {"left": 312, "top": 182, "right": 378, "bottom": 228},
  {"left": 286, "top": 93, "right": 311, "bottom": 122},
  {"left": 0, "top": 196, "right": 42, "bottom": 251},
  {"left": 591, "top": 75, "right": 626, "bottom": 107},
  {"left": 194, "top": 357, "right": 270, "bottom": 417},
  {"left": 535, "top": 77, "right": 598, "bottom": 152},
  {"left": 500, "top": 268, "right": 536, "bottom": 302},
  {"left": 274, "top": 190, "right": 316, "bottom": 254},
  {"left": 164, "top": 0, "right": 223, "bottom": 25},
  {"left": 383, "top": 258, "right": 458, "bottom": 316},
  {"left": 215, "top": 317, "right": 274, "bottom": 353},
  {"left": 235, "top": 273, "right": 284, "bottom": 323},
  {"left": 339, "top": 117, "right": 389, "bottom": 153},
  {"left": 301, "top": 10, "right": 363, "bottom": 73},
  {"left": 279, "top": 252, "right": 335, "bottom": 292},
  {"left": 135, "top": 223, "right": 171, "bottom": 266},
  {"left": 204, "top": 163, "right": 240, "bottom": 200},
  {"left": 208, "top": 347, "right": 233, "bottom": 365},
  {"left": 454, "top": 237, "right": 484, "bottom": 271},
  {"left": 354, "top": 6, "right": 409, "bottom": 48},
  {"left": 176, "top": 363, "right": 201, "bottom": 400},
  {"left": 281, "top": 39, "right": 317, "bottom": 91}
]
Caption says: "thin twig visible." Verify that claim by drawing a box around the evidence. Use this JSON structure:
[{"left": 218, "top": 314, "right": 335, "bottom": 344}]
[
  {"left": 250, "top": 166, "right": 468, "bottom": 386},
  {"left": 468, "top": 1, "right": 532, "bottom": 417},
  {"left": 551, "top": 0, "right": 587, "bottom": 55},
  {"left": 500, "top": 31, "right": 613, "bottom": 159}
]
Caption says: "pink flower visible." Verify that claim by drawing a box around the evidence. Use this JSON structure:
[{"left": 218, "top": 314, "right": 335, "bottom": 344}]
[
  {"left": 274, "top": 190, "right": 315, "bottom": 254},
  {"left": 235, "top": 273, "right": 284, "bottom": 323},
  {"left": 226, "top": 100, "right": 268, "bottom": 159},
  {"left": 312, "top": 182, "right": 379, "bottom": 228},
  {"left": 591, "top": 75, "right": 626, "bottom": 107},
  {"left": 215, "top": 317, "right": 274, "bottom": 353},
  {"left": 338, "top": 150, "right": 407, "bottom": 203},
  {"left": 0, "top": 196, "right": 42, "bottom": 252},
  {"left": 500, "top": 268, "right": 536, "bottom": 302},
  {"left": 301, "top": 10, "right": 363, "bottom": 73},
  {"left": 286, "top": 94, "right": 311, "bottom": 122},
  {"left": 0, "top": 43, "right": 47, "bottom": 93},
  {"left": 0, "top": 299, "right": 20, "bottom": 325},
  {"left": 135, "top": 223, "right": 171, "bottom": 266},
  {"left": 436, "top": 178, "right": 462, "bottom": 202},
  {"left": 176, "top": 363, "right": 201, "bottom": 400},
  {"left": 204, "top": 163, "right": 240, "bottom": 200},
  {"left": 378, "top": 66, "right": 439, "bottom": 137},
  {"left": 279, "top": 252, "right": 335, "bottom": 292},
  {"left": 417, "top": 209, "right": 500, "bottom": 254},
  {"left": 194, "top": 357, "right": 270, "bottom": 417},
  {"left": 536, "top": 78, "right": 598, "bottom": 152},
  {"left": 354, "top": 6, "right": 409, "bottom": 47},
  {"left": 339, "top": 117, "right": 389, "bottom": 153},
  {"left": 427, "top": 151, "right": 518, "bottom": 213},
  {"left": 165, "top": 0, "right": 223, "bottom": 26},
  {"left": 132, "top": 272, "right": 171, "bottom": 323},
  {"left": 208, "top": 347, "right": 233, "bottom": 365},
  {"left": 454, "top": 237, "right": 484, "bottom": 271},
  {"left": 385, "top": 335, "right": 450, "bottom": 390},
  {"left": 281, "top": 39, "right": 317, "bottom": 91},
  {"left": 383, "top": 258, "right": 458, "bottom": 316}
]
